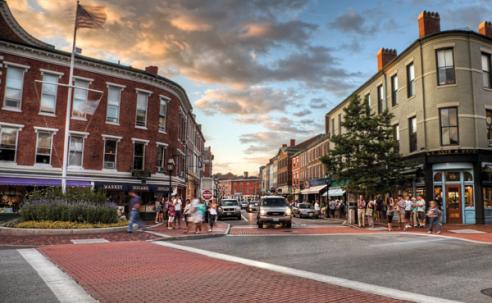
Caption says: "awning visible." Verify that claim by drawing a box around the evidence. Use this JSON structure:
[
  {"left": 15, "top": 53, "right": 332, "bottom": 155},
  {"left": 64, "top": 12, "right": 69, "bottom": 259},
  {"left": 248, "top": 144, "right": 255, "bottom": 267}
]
[
  {"left": 301, "top": 185, "right": 326, "bottom": 195},
  {"left": 322, "top": 187, "right": 346, "bottom": 197},
  {"left": 0, "top": 177, "right": 91, "bottom": 187}
]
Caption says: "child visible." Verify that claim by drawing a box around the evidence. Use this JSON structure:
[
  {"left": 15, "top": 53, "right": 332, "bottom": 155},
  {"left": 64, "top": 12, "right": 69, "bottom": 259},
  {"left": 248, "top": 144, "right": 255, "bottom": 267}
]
[
  {"left": 427, "top": 200, "right": 442, "bottom": 234},
  {"left": 167, "top": 201, "right": 176, "bottom": 230}
]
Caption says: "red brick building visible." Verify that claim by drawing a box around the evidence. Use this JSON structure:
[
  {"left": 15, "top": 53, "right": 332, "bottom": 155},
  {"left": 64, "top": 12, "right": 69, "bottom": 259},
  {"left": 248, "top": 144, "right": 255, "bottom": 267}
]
[
  {"left": 0, "top": 0, "right": 206, "bottom": 210},
  {"left": 217, "top": 176, "right": 260, "bottom": 201}
]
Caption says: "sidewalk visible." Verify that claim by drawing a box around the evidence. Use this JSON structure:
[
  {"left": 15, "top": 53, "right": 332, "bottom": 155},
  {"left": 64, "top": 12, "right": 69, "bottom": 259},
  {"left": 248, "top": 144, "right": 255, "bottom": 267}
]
[
  {"left": 39, "top": 241, "right": 408, "bottom": 303},
  {"left": 146, "top": 221, "right": 229, "bottom": 240}
]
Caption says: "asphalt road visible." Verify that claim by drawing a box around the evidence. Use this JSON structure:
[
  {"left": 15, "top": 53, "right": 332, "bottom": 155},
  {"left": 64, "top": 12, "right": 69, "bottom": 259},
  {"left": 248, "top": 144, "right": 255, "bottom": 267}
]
[
  {"left": 0, "top": 249, "right": 58, "bottom": 303},
  {"left": 174, "top": 234, "right": 492, "bottom": 303}
]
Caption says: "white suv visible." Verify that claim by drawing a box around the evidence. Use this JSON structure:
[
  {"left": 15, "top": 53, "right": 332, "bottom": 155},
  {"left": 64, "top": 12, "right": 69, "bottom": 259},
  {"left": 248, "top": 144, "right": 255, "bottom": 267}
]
[{"left": 256, "top": 196, "right": 292, "bottom": 228}]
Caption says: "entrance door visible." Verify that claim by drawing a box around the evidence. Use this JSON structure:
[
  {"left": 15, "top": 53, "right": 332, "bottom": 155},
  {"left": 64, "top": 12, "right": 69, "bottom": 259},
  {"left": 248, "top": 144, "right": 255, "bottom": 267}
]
[{"left": 446, "top": 184, "right": 462, "bottom": 224}]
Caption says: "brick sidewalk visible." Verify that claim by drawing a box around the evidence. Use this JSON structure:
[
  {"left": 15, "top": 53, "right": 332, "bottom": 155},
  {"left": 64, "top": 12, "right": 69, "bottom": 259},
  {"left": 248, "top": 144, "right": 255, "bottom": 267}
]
[
  {"left": 40, "top": 241, "right": 407, "bottom": 303},
  {"left": 149, "top": 221, "right": 228, "bottom": 238}
]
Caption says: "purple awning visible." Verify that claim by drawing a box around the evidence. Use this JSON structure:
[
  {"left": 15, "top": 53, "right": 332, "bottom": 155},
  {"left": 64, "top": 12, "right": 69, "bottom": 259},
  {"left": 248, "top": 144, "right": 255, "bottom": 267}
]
[{"left": 0, "top": 177, "right": 91, "bottom": 187}]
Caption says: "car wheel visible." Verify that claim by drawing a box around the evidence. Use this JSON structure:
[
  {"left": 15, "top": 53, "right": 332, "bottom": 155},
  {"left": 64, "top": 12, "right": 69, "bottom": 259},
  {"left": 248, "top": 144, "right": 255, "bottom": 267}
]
[
  {"left": 257, "top": 222, "right": 263, "bottom": 228},
  {"left": 285, "top": 222, "right": 292, "bottom": 228}
]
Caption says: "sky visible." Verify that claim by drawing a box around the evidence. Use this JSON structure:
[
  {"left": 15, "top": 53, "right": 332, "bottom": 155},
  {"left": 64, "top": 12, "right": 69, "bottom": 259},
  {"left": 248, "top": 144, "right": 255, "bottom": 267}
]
[{"left": 8, "top": 0, "right": 491, "bottom": 175}]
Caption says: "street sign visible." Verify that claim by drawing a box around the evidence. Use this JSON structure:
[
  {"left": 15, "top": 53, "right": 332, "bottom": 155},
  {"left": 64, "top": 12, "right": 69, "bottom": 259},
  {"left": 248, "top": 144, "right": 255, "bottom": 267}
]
[{"left": 202, "top": 189, "right": 213, "bottom": 200}]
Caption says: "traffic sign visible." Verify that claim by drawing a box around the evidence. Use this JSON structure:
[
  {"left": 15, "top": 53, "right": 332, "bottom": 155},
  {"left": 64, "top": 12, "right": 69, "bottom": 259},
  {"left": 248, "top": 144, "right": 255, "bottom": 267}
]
[{"left": 202, "top": 189, "right": 213, "bottom": 200}]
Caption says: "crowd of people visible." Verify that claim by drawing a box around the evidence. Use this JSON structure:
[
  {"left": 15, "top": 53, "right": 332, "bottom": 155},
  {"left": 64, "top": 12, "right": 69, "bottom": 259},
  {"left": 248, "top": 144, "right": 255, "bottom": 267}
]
[
  {"left": 356, "top": 194, "right": 442, "bottom": 234},
  {"left": 127, "top": 191, "right": 219, "bottom": 234}
]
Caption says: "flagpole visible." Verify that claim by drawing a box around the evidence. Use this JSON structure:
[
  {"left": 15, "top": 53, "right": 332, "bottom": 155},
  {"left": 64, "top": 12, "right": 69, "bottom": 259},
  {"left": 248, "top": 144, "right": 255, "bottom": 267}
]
[{"left": 61, "top": 0, "right": 80, "bottom": 194}]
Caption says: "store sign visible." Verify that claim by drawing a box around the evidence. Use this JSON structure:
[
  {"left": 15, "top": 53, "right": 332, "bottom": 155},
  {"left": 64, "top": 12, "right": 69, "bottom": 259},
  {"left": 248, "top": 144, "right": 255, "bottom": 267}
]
[
  {"left": 428, "top": 149, "right": 475, "bottom": 156},
  {"left": 154, "top": 186, "right": 170, "bottom": 192},
  {"left": 103, "top": 184, "right": 124, "bottom": 191},
  {"left": 131, "top": 185, "right": 150, "bottom": 192}
]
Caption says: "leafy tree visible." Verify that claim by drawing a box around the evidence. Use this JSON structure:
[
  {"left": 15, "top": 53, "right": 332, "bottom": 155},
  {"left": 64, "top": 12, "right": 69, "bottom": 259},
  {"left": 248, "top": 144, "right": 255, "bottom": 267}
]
[{"left": 320, "top": 94, "right": 403, "bottom": 198}]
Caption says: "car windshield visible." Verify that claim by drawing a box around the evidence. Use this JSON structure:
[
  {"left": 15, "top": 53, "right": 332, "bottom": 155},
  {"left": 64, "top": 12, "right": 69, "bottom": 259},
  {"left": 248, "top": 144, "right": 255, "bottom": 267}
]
[
  {"left": 299, "top": 204, "right": 311, "bottom": 209},
  {"left": 261, "top": 198, "right": 287, "bottom": 207},
  {"left": 221, "top": 200, "right": 238, "bottom": 206}
]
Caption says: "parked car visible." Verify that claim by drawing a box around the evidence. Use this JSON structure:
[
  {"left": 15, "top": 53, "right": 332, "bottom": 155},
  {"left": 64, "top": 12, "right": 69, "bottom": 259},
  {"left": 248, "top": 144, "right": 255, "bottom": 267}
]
[
  {"left": 256, "top": 196, "right": 292, "bottom": 228},
  {"left": 218, "top": 199, "right": 242, "bottom": 220},
  {"left": 240, "top": 200, "right": 249, "bottom": 209},
  {"left": 247, "top": 201, "right": 259, "bottom": 213},
  {"left": 293, "top": 203, "right": 318, "bottom": 218}
]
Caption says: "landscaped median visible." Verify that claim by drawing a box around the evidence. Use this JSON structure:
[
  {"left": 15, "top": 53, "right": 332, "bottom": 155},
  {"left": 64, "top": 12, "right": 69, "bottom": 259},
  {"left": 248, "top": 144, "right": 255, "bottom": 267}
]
[{"left": 0, "top": 188, "right": 128, "bottom": 236}]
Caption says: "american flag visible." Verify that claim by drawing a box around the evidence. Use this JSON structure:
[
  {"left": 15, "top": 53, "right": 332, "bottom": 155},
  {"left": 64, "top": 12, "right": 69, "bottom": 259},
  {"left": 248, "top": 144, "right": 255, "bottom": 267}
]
[{"left": 76, "top": 4, "right": 106, "bottom": 29}]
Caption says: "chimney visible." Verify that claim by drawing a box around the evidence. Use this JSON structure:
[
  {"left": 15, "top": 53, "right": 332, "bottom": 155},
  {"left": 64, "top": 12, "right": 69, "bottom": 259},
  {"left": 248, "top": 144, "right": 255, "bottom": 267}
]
[
  {"left": 145, "top": 65, "right": 158, "bottom": 75},
  {"left": 479, "top": 21, "right": 492, "bottom": 38},
  {"left": 377, "top": 48, "right": 397, "bottom": 71},
  {"left": 418, "top": 11, "right": 440, "bottom": 38},
  {"left": 290, "top": 139, "right": 296, "bottom": 147}
]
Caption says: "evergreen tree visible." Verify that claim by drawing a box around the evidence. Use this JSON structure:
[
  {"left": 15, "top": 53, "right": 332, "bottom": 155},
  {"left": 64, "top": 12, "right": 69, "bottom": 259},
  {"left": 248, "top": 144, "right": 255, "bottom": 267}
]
[{"left": 320, "top": 94, "right": 403, "bottom": 198}]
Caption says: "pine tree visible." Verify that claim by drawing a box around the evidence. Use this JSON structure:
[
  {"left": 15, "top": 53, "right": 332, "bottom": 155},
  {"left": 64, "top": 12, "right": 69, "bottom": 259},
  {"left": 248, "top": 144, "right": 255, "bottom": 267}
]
[{"left": 320, "top": 94, "right": 403, "bottom": 198}]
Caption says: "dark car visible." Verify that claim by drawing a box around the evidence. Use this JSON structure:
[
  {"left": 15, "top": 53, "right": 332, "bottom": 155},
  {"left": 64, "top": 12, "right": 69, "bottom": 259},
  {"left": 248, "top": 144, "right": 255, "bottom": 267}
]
[
  {"left": 218, "top": 199, "right": 242, "bottom": 220},
  {"left": 247, "top": 201, "right": 259, "bottom": 213}
]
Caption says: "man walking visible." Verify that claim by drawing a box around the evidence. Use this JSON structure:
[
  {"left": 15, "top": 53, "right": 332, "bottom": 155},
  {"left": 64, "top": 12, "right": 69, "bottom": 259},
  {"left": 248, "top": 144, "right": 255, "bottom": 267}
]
[
  {"left": 357, "top": 195, "right": 366, "bottom": 228},
  {"left": 127, "top": 191, "right": 145, "bottom": 233}
]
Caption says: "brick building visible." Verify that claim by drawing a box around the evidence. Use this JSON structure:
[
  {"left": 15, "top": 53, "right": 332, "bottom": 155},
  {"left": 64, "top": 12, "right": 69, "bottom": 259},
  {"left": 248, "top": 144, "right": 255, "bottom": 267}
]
[
  {"left": 202, "top": 146, "right": 214, "bottom": 178},
  {"left": 217, "top": 174, "right": 260, "bottom": 201},
  {"left": 0, "top": 0, "right": 207, "bottom": 210}
]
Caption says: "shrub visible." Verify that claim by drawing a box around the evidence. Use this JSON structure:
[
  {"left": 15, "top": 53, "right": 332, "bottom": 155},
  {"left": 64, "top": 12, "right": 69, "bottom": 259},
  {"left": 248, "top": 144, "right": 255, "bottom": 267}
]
[
  {"left": 15, "top": 220, "right": 127, "bottom": 229},
  {"left": 20, "top": 188, "right": 118, "bottom": 224}
]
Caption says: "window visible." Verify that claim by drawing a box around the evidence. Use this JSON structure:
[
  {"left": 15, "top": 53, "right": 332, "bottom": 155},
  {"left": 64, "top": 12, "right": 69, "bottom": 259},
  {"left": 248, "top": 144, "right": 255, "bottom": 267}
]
[
  {"left": 35, "top": 131, "right": 53, "bottom": 164},
  {"left": 156, "top": 144, "right": 166, "bottom": 172},
  {"left": 391, "top": 74, "right": 398, "bottom": 106},
  {"left": 436, "top": 48, "right": 455, "bottom": 85},
  {"left": 486, "top": 110, "right": 492, "bottom": 146},
  {"left": 482, "top": 53, "right": 491, "bottom": 88},
  {"left": 338, "top": 113, "right": 342, "bottom": 134},
  {"left": 409, "top": 116, "right": 417, "bottom": 152},
  {"left": 377, "top": 84, "right": 384, "bottom": 114},
  {"left": 159, "top": 97, "right": 168, "bottom": 131},
  {"left": 439, "top": 107, "right": 459, "bottom": 145},
  {"left": 0, "top": 127, "right": 18, "bottom": 161},
  {"left": 406, "top": 63, "right": 415, "bottom": 98},
  {"left": 40, "top": 73, "right": 58, "bottom": 114},
  {"left": 393, "top": 124, "right": 400, "bottom": 152},
  {"left": 364, "top": 93, "right": 371, "bottom": 114},
  {"left": 4, "top": 66, "right": 25, "bottom": 109},
  {"left": 72, "top": 79, "right": 89, "bottom": 118},
  {"left": 103, "top": 139, "right": 117, "bottom": 169},
  {"left": 106, "top": 86, "right": 121, "bottom": 124},
  {"left": 133, "top": 142, "right": 145, "bottom": 171},
  {"left": 135, "top": 92, "right": 148, "bottom": 127},
  {"left": 68, "top": 135, "right": 84, "bottom": 167},
  {"left": 331, "top": 118, "right": 335, "bottom": 138}
]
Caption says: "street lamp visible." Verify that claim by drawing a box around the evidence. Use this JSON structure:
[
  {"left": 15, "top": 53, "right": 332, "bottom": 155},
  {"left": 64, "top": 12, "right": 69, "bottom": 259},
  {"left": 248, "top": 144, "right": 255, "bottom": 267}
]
[{"left": 167, "top": 158, "right": 175, "bottom": 200}]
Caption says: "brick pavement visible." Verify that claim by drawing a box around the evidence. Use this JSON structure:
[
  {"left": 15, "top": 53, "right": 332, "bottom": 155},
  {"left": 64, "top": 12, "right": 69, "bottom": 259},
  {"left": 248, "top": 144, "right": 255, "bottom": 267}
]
[
  {"left": 149, "top": 221, "right": 228, "bottom": 238},
  {"left": 230, "top": 225, "right": 377, "bottom": 236},
  {"left": 40, "top": 241, "right": 408, "bottom": 303}
]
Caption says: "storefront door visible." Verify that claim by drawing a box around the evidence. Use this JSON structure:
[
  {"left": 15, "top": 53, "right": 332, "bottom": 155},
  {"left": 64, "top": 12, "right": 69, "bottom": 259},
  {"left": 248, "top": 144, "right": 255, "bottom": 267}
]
[{"left": 446, "top": 184, "right": 462, "bottom": 224}]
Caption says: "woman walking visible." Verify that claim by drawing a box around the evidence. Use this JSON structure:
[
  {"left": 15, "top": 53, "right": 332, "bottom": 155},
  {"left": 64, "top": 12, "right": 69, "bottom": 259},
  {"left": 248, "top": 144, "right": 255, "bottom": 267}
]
[
  {"left": 386, "top": 196, "right": 396, "bottom": 231},
  {"left": 194, "top": 199, "right": 206, "bottom": 234},
  {"left": 366, "top": 199, "right": 375, "bottom": 228},
  {"left": 167, "top": 200, "right": 176, "bottom": 230},
  {"left": 154, "top": 198, "right": 163, "bottom": 224},
  {"left": 208, "top": 199, "right": 218, "bottom": 232}
]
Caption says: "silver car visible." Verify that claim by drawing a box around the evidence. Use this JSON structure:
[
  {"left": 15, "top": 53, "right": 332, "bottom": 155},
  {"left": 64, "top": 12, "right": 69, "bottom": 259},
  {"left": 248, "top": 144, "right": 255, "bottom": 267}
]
[
  {"left": 294, "top": 203, "right": 318, "bottom": 218},
  {"left": 218, "top": 199, "right": 242, "bottom": 220},
  {"left": 256, "top": 196, "right": 292, "bottom": 228}
]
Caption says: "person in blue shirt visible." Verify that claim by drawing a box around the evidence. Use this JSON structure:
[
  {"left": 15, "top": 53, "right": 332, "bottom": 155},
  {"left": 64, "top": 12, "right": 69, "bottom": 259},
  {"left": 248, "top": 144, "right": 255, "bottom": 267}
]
[{"left": 127, "top": 191, "right": 145, "bottom": 233}]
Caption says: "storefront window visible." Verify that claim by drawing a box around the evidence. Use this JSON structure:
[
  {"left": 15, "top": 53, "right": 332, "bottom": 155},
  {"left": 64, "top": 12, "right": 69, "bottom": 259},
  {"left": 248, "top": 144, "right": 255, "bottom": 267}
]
[
  {"left": 433, "top": 172, "right": 442, "bottom": 182},
  {"left": 464, "top": 185, "right": 474, "bottom": 208},
  {"left": 463, "top": 172, "right": 473, "bottom": 181},
  {"left": 483, "top": 187, "right": 492, "bottom": 208},
  {"left": 445, "top": 172, "right": 460, "bottom": 182}
]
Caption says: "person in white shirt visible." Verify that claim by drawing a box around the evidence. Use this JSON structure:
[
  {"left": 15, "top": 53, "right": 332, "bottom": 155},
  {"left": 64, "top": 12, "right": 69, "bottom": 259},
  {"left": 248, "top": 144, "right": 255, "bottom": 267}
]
[
  {"left": 404, "top": 196, "right": 413, "bottom": 231},
  {"left": 174, "top": 196, "right": 183, "bottom": 229},
  {"left": 314, "top": 201, "right": 320, "bottom": 217},
  {"left": 416, "top": 196, "right": 426, "bottom": 228}
]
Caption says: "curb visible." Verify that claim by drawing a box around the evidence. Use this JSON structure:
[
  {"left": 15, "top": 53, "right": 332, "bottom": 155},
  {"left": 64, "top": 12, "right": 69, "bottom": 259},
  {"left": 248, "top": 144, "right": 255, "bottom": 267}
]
[{"left": 151, "top": 223, "right": 231, "bottom": 242}]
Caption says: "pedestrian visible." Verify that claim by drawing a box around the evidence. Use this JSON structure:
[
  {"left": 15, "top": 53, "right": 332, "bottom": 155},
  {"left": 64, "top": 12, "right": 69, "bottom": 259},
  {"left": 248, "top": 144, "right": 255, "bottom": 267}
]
[
  {"left": 427, "top": 200, "right": 442, "bottom": 234},
  {"left": 340, "top": 200, "right": 346, "bottom": 218},
  {"left": 386, "top": 196, "right": 396, "bottom": 231},
  {"left": 174, "top": 195, "right": 182, "bottom": 229},
  {"left": 154, "top": 198, "right": 162, "bottom": 224},
  {"left": 329, "top": 199, "right": 337, "bottom": 218},
  {"left": 194, "top": 199, "right": 206, "bottom": 234},
  {"left": 167, "top": 200, "right": 176, "bottom": 230},
  {"left": 403, "top": 195, "right": 413, "bottom": 231},
  {"left": 397, "top": 195, "right": 406, "bottom": 230},
  {"left": 183, "top": 199, "right": 191, "bottom": 227},
  {"left": 411, "top": 197, "right": 418, "bottom": 227},
  {"left": 314, "top": 200, "right": 320, "bottom": 218},
  {"left": 375, "top": 195, "right": 384, "bottom": 224},
  {"left": 366, "top": 199, "right": 375, "bottom": 228},
  {"left": 416, "top": 195, "right": 426, "bottom": 228},
  {"left": 127, "top": 191, "right": 145, "bottom": 233},
  {"left": 208, "top": 199, "right": 218, "bottom": 232},
  {"left": 357, "top": 195, "right": 366, "bottom": 228},
  {"left": 162, "top": 197, "right": 169, "bottom": 221}
]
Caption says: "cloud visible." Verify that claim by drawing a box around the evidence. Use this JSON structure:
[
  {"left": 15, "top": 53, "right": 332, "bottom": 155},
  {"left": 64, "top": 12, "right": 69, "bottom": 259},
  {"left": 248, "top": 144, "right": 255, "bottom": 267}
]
[
  {"left": 195, "top": 87, "right": 295, "bottom": 116},
  {"left": 294, "top": 109, "right": 311, "bottom": 117},
  {"left": 443, "top": 5, "right": 492, "bottom": 29},
  {"left": 309, "top": 98, "right": 328, "bottom": 109},
  {"left": 329, "top": 9, "right": 378, "bottom": 35},
  {"left": 10, "top": 0, "right": 356, "bottom": 95}
]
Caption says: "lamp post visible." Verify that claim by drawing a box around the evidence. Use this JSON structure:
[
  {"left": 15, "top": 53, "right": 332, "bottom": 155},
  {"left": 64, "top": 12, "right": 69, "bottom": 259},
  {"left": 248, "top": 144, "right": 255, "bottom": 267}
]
[{"left": 167, "top": 158, "right": 175, "bottom": 201}]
